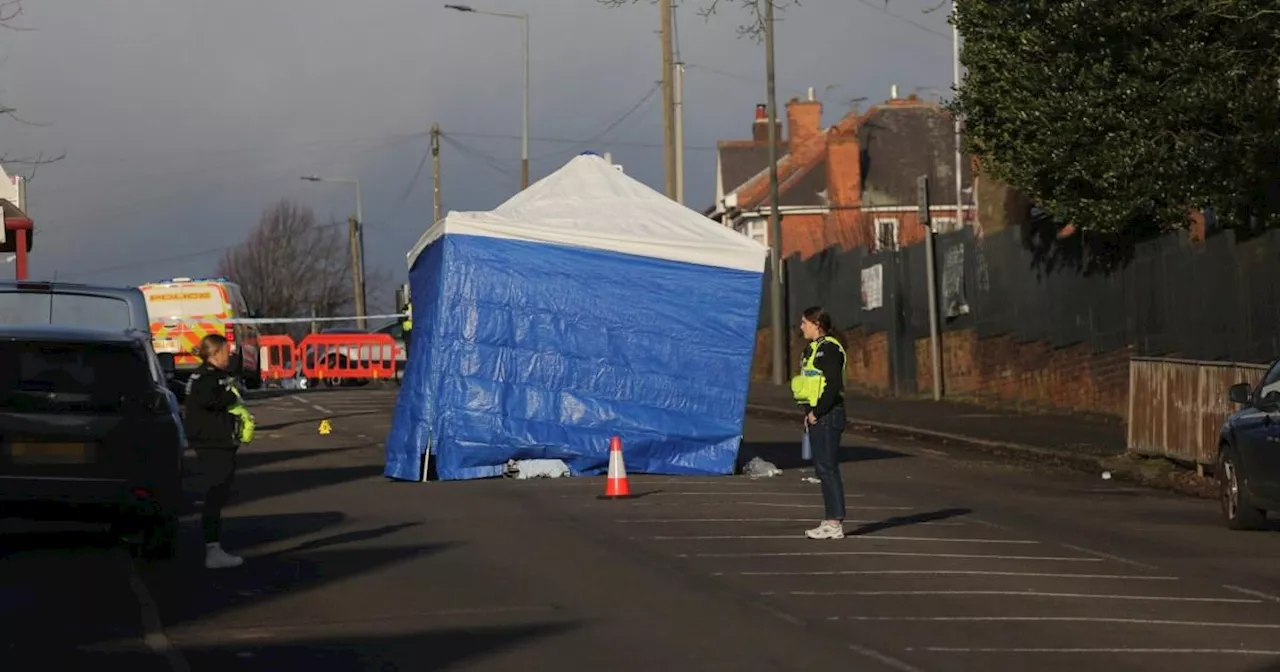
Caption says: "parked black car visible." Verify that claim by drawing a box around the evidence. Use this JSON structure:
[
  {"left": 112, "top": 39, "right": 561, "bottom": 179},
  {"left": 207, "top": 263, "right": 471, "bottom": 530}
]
[
  {"left": 0, "top": 325, "right": 186, "bottom": 559},
  {"left": 1219, "top": 364, "right": 1280, "bottom": 530}
]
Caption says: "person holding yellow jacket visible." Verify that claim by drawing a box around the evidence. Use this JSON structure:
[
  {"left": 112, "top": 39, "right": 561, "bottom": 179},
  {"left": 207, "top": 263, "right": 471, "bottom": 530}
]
[
  {"left": 184, "top": 334, "right": 256, "bottom": 569},
  {"left": 790, "top": 306, "right": 848, "bottom": 540}
]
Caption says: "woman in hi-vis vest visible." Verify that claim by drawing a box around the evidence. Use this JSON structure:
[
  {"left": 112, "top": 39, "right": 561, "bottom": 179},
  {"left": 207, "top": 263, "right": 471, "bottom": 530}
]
[{"left": 791, "top": 306, "right": 848, "bottom": 539}]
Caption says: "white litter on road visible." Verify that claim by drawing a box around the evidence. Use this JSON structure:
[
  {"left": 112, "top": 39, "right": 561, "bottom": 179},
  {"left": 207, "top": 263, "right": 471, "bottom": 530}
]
[
  {"left": 742, "top": 457, "right": 782, "bottom": 479},
  {"left": 507, "top": 459, "right": 571, "bottom": 480}
]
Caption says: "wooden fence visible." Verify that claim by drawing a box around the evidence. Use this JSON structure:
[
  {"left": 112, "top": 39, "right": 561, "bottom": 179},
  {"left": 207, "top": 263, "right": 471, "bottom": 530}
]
[{"left": 1127, "top": 357, "right": 1268, "bottom": 467}]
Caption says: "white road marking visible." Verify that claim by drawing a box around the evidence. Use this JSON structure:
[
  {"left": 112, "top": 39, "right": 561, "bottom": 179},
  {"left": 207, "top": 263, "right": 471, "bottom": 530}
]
[
  {"left": 835, "top": 616, "right": 1280, "bottom": 628},
  {"left": 785, "top": 590, "right": 1258, "bottom": 603},
  {"left": 920, "top": 647, "right": 1280, "bottom": 655},
  {"left": 732, "top": 570, "right": 1179, "bottom": 579},
  {"left": 619, "top": 518, "right": 966, "bottom": 526},
  {"left": 645, "top": 534, "right": 1037, "bottom": 544},
  {"left": 119, "top": 551, "right": 190, "bottom": 672},
  {"left": 1223, "top": 584, "right": 1280, "bottom": 603},
  {"left": 616, "top": 501, "right": 907, "bottom": 510},
  {"left": 311, "top": 404, "right": 333, "bottom": 414},
  {"left": 690, "top": 551, "right": 1100, "bottom": 561},
  {"left": 650, "top": 492, "right": 852, "bottom": 497},
  {"left": 1058, "top": 543, "right": 1160, "bottom": 570}
]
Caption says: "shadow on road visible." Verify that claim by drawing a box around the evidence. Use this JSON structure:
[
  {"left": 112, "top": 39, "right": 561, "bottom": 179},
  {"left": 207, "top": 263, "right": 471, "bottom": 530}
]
[
  {"left": 848, "top": 507, "right": 975, "bottom": 536},
  {"left": 174, "top": 621, "right": 578, "bottom": 671},
  {"left": 736, "top": 440, "right": 909, "bottom": 471},
  {"left": 137, "top": 512, "right": 453, "bottom": 630}
]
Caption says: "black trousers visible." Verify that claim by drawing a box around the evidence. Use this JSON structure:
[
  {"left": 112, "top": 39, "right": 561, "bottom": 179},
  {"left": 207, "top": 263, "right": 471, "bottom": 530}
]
[
  {"left": 808, "top": 404, "right": 847, "bottom": 521},
  {"left": 194, "top": 447, "right": 238, "bottom": 544}
]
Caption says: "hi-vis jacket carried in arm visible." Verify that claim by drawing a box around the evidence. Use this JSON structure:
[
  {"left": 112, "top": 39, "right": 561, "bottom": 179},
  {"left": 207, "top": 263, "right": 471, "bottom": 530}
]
[
  {"left": 790, "top": 336, "right": 847, "bottom": 407},
  {"left": 227, "top": 386, "right": 256, "bottom": 445},
  {"left": 184, "top": 363, "right": 257, "bottom": 448}
]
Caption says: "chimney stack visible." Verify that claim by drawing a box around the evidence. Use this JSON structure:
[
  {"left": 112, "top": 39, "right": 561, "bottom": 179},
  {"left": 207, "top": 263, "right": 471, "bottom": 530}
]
[
  {"left": 752, "top": 103, "right": 781, "bottom": 143},
  {"left": 890, "top": 84, "right": 899, "bottom": 100},
  {"left": 786, "top": 92, "right": 823, "bottom": 155}
]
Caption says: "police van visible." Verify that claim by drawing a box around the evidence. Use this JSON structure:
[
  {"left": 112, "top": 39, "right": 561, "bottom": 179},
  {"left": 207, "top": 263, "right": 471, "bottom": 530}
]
[{"left": 138, "top": 277, "right": 262, "bottom": 388}]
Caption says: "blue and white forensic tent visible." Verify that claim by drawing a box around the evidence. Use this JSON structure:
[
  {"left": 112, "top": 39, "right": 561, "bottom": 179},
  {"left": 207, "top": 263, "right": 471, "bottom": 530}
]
[{"left": 383, "top": 153, "right": 769, "bottom": 481}]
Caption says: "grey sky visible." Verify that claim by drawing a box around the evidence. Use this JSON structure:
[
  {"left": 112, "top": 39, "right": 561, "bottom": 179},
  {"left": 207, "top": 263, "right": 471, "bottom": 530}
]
[{"left": 2, "top": 0, "right": 955, "bottom": 301}]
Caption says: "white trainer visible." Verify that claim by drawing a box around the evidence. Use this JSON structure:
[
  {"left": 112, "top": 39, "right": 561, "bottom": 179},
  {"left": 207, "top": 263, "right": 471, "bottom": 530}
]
[
  {"left": 205, "top": 543, "right": 244, "bottom": 569},
  {"left": 805, "top": 521, "right": 845, "bottom": 540}
]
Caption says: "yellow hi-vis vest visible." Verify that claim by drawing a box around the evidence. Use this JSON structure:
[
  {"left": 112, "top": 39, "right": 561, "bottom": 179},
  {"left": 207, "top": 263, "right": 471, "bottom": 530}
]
[
  {"left": 401, "top": 304, "right": 413, "bottom": 332},
  {"left": 789, "top": 336, "right": 847, "bottom": 406},
  {"left": 227, "top": 385, "right": 256, "bottom": 445}
]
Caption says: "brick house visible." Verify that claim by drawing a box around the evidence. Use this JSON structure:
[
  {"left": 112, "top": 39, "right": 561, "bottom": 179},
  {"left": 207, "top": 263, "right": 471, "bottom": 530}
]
[{"left": 706, "top": 92, "right": 976, "bottom": 260}]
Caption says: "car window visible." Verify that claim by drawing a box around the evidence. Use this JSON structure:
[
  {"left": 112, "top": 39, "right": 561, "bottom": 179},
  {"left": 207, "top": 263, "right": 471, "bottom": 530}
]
[
  {"left": 1256, "top": 361, "right": 1280, "bottom": 403},
  {"left": 0, "top": 291, "right": 133, "bottom": 330},
  {"left": 0, "top": 341, "right": 151, "bottom": 412}
]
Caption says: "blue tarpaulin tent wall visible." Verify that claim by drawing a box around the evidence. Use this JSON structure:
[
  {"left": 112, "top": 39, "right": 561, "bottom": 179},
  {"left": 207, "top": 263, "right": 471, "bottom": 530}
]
[{"left": 384, "top": 154, "right": 769, "bottom": 481}]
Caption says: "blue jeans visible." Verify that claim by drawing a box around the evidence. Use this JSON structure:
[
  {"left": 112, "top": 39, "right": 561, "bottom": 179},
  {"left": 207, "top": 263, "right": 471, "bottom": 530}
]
[{"left": 808, "top": 404, "right": 846, "bottom": 520}]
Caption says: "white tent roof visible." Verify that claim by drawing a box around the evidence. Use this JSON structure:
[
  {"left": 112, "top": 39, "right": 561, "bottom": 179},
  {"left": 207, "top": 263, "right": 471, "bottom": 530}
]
[{"left": 407, "top": 153, "right": 768, "bottom": 273}]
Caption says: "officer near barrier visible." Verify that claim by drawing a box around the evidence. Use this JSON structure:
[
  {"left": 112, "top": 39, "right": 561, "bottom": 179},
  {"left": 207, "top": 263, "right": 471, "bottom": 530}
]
[
  {"left": 185, "top": 333, "right": 257, "bottom": 569},
  {"left": 790, "top": 305, "right": 848, "bottom": 541},
  {"left": 400, "top": 303, "right": 413, "bottom": 358}
]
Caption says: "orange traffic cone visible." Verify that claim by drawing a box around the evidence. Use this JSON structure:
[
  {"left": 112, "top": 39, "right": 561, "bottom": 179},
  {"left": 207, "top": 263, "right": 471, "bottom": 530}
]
[{"left": 602, "top": 435, "right": 632, "bottom": 499}]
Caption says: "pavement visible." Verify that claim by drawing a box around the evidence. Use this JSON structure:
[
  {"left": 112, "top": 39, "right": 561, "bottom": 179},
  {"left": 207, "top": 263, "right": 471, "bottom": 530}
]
[
  {"left": 748, "top": 382, "right": 1127, "bottom": 468},
  {"left": 4, "top": 386, "right": 1280, "bottom": 671}
]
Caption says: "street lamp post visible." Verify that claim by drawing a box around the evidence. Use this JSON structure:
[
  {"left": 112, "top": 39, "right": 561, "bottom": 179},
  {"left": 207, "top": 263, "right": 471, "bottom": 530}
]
[
  {"left": 301, "top": 175, "right": 367, "bottom": 330},
  {"left": 445, "top": 4, "right": 529, "bottom": 190}
]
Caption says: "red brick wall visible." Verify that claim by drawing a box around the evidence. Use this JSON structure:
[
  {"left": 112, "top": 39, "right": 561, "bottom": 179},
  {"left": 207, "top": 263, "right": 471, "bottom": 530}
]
[
  {"left": 910, "top": 329, "right": 1133, "bottom": 418},
  {"left": 752, "top": 327, "right": 892, "bottom": 395}
]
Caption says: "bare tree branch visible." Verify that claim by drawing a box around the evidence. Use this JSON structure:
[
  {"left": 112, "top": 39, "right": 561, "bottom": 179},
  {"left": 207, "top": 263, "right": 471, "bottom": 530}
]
[
  {"left": 0, "top": 0, "right": 34, "bottom": 31},
  {"left": 216, "top": 200, "right": 363, "bottom": 338}
]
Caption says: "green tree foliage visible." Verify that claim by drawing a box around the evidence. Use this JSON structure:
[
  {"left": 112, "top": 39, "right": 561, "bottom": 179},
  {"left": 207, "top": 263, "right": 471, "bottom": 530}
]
[{"left": 949, "top": 0, "right": 1280, "bottom": 235}]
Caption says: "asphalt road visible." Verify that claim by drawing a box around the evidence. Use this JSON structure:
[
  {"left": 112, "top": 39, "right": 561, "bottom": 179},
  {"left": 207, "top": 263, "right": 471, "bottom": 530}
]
[{"left": 4, "top": 387, "right": 1280, "bottom": 671}]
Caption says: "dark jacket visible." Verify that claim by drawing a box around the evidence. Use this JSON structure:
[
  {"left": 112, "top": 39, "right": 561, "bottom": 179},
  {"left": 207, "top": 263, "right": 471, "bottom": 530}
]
[
  {"left": 805, "top": 338, "right": 846, "bottom": 420},
  {"left": 183, "top": 362, "right": 242, "bottom": 449}
]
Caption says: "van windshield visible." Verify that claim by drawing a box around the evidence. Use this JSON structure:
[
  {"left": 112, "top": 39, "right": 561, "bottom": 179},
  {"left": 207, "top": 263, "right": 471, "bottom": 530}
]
[{"left": 0, "top": 291, "right": 133, "bottom": 330}]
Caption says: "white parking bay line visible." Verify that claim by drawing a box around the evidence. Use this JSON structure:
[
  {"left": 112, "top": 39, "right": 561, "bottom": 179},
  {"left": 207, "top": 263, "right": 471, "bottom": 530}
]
[
  {"left": 921, "top": 647, "right": 1280, "bottom": 656},
  {"left": 1223, "top": 584, "right": 1280, "bottom": 604},
  {"left": 834, "top": 616, "right": 1280, "bottom": 628},
  {"left": 692, "top": 551, "right": 1099, "bottom": 561},
  {"left": 729, "top": 570, "right": 1179, "bottom": 579},
  {"left": 619, "top": 518, "right": 966, "bottom": 526},
  {"left": 785, "top": 590, "right": 1258, "bottom": 603},
  {"left": 644, "top": 534, "right": 1037, "bottom": 544},
  {"left": 651, "top": 492, "right": 852, "bottom": 497}
]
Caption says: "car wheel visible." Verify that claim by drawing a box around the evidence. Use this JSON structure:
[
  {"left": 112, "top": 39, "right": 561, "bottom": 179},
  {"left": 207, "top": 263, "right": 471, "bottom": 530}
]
[
  {"left": 1219, "top": 445, "right": 1267, "bottom": 531},
  {"left": 135, "top": 513, "right": 179, "bottom": 562}
]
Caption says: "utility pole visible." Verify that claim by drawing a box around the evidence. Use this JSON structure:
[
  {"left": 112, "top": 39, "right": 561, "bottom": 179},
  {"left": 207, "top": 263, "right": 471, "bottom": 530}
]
[
  {"left": 354, "top": 179, "right": 367, "bottom": 330},
  {"left": 952, "top": 0, "right": 964, "bottom": 230},
  {"left": 348, "top": 214, "right": 367, "bottom": 331},
  {"left": 431, "top": 124, "right": 442, "bottom": 223},
  {"left": 918, "top": 175, "right": 942, "bottom": 401},
  {"left": 673, "top": 60, "right": 685, "bottom": 205},
  {"left": 764, "top": 0, "right": 786, "bottom": 386},
  {"left": 659, "top": 0, "right": 676, "bottom": 199}
]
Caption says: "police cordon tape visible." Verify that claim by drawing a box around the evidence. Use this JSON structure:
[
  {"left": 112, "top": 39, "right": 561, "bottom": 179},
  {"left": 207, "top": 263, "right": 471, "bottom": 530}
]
[{"left": 161, "top": 312, "right": 408, "bottom": 325}]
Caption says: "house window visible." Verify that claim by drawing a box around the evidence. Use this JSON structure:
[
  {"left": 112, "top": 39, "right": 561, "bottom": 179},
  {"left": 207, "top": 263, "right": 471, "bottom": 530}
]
[
  {"left": 873, "top": 218, "right": 899, "bottom": 251},
  {"left": 744, "top": 218, "right": 768, "bottom": 247},
  {"left": 932, "top": 216, "right": 959, "bottom": 233}
]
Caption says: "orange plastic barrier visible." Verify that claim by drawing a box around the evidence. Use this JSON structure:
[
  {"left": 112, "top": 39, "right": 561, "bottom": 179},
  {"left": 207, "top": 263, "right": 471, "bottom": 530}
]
[
  {"left": 298, "top": 333, "right": 399, "bottom": 381},
  {"left": 258, "top": 334, "right": 298, "bottom": 381}
]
